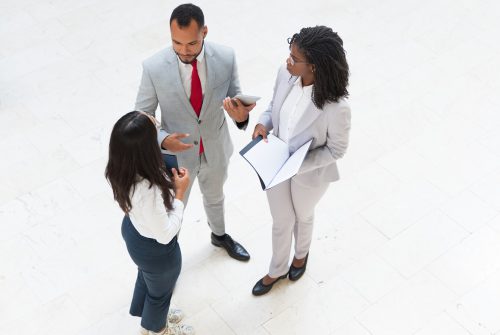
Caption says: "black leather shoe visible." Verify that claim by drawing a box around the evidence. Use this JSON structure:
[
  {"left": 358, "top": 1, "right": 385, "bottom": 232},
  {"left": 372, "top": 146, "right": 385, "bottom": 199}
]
[
  {"left": 288, "top": 253, "right": 309, "bottom": 281},
  {"left": 252, "top": 274, "right": 288, "bottom": 296},
  {"left": 211, "top": 233, "right": 250, "bottom": 261}
]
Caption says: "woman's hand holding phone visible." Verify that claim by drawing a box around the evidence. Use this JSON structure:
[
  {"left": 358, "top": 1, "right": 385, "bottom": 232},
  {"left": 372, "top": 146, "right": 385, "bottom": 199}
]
[{"left": 172, "top": 167, "right": 190, "bottom": 201}]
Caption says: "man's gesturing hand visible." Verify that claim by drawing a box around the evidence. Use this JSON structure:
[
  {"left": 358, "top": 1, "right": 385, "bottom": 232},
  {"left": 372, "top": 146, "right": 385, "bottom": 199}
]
[{"left": 161, "top": 133, "right": 194, "bottom": 152}]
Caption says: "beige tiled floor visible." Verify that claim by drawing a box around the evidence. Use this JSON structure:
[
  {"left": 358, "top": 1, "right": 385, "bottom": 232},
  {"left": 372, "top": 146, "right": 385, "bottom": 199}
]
[{"left": 1, "top": 0, "right": 500, "bottom": 334}]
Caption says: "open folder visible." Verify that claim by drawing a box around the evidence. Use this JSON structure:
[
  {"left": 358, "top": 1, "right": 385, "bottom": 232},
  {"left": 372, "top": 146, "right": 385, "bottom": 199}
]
[{"left": 239, "top": 134, "right": 312, "bottom": 190}]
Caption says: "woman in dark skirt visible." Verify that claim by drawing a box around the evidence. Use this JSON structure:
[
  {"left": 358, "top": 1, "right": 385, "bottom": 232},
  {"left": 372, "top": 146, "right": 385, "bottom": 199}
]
[{"left": 106, "top": 111, "right": 194, "bottom": 335}]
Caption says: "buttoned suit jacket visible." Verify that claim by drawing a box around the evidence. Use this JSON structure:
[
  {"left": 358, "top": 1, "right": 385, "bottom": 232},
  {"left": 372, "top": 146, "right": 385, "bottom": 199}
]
[{"left": 135, "top": 41, "right": 246, "bottom": 170}]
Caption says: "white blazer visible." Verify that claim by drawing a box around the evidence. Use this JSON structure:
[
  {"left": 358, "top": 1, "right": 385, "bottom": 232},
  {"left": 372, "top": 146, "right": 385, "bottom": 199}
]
[{"left": 258, "top": 66, "right": 351, "bottom": 186}]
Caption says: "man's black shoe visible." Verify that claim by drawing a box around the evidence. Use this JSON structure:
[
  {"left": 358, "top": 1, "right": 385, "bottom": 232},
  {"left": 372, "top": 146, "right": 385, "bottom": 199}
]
[{"left": 211, "top": 233, "right": 250, "bottom": 261}]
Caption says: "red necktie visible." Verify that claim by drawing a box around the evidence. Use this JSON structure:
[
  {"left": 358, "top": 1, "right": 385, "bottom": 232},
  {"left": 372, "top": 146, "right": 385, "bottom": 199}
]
[{"left": 190, "top": 59, "right": 204, "bottom": 155}]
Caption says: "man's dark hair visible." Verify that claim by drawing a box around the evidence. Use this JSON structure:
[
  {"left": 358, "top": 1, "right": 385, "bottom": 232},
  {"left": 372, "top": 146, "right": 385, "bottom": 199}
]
[
  {"left": 289, "top": 26, "right": 349, "bottom": 109},
  {"left": 170, "top": 3, "right": 205, "bottom": 28},
  {"left": 105, "top": 111, "right": 175, "bottom": 214}
]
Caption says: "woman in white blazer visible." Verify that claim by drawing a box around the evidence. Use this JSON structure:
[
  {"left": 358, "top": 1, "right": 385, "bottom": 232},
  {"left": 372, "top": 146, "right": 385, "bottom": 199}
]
[{"left": 251, "top": 26, "right": 351, "bottom": 296}]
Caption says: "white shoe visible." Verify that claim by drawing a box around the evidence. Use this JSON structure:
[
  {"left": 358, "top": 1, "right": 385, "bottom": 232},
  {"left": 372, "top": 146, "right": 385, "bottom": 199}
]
[
  {"left": 165, "top": 324, "right": 195, "bottom": 335},
  {"left": 145, "top": 324, "right": 195, "bottom": 335},
  {"left": 139, "top": 308, "right": 184, "bottom": 335},
  {"left": 167, "top": 308, "right": 184, "bottom": 324}
]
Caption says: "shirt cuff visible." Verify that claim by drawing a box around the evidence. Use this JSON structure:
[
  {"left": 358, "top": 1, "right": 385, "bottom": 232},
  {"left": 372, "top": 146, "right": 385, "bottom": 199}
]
[
  {"left": 235, "top": 117, "right": 249, "bottom": 129},
  {"left": 158, "top": 129, "right": 169, "bottom": 150},
  {"left": 172, "top": 198, "right": 185, "bottom": 211}
]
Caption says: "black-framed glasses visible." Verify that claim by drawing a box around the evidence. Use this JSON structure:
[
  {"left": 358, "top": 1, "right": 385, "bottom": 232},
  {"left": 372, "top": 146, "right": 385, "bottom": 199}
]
[
  {"left": 287, "top": 54, "right": 310, "bottom": 66},
  {"left": 286, "top": 36, "right": 309, "bottom": 65}
]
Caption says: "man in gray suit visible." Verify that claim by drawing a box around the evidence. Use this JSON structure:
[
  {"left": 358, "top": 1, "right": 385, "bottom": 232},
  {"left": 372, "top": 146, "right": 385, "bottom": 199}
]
[{"left": 135, "top": 3, "right": 254, "bottom": 261}]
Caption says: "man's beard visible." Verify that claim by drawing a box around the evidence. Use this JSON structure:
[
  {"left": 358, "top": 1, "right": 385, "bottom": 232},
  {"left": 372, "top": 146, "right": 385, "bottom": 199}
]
[{"left": 176, "top": 41, "right": 204, "bottom": 64}]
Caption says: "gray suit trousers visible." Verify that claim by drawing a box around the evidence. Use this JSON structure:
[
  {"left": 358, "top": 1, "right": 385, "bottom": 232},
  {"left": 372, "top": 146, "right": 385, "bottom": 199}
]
[
  {"left": 180, "top": 153, "right": 228, "bottom": 236},
  {"left": 266, "top": 177, "right": 329, "bottom": 277}
]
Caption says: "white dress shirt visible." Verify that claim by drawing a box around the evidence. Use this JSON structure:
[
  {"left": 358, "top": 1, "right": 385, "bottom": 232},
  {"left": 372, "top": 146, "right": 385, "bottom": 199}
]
[
  {"left": 128, "top": 179, "right": 184, "bottom": 245},
  {"left": 177, "top": 44, "right": 207, "bottom": 98},
  {"left": 278, "top": 77, "right": 313, "bottom": 143}
]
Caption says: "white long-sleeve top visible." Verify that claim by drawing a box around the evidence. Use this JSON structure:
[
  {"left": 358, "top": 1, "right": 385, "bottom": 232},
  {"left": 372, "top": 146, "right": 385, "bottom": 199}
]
[{"left": 128, "top": 179, "right": 184, "bottom": 245}]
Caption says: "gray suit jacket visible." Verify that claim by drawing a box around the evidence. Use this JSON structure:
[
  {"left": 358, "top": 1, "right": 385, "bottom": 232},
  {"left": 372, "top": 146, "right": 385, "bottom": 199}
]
[
  {"left": 258, "top": 66, "right": 351, "bottom": 186},
  {"left": 135, "top": 41, "right": 245, "bottom": 169}
]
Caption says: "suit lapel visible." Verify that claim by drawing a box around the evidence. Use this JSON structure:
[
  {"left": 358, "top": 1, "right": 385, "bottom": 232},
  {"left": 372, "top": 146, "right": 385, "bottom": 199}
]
[
  {"left": 165, "top": 47, "right": 198, "bottom": 120},
  {"left": 200, "top": 43, "right": 215, "bottom": 119},
  {"left": 273, "top": 74, "right": 296, "bottom": 137}
]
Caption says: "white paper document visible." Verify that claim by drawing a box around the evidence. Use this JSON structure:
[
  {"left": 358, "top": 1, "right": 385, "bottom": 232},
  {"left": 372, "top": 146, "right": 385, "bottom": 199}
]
[{"left": 239, "top": 134, "right": 312, "bottom": 190}]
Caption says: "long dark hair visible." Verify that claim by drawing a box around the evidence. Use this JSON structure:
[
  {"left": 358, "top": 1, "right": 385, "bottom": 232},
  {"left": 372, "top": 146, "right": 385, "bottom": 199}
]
[
  {"left": 105, "top": 111, "right": 174, "bottom": 213},
  {"left": 289, "top": 26, "right": 349, "bottom": 109}
]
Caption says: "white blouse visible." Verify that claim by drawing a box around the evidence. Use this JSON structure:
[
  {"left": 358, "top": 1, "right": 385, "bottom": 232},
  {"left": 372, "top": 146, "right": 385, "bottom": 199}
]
[
  {"left": 128, "top": 179, "right": 184, "bottom": 245},
  {"left": 278, "top": 76, "right": 313, "bottom": 143}
]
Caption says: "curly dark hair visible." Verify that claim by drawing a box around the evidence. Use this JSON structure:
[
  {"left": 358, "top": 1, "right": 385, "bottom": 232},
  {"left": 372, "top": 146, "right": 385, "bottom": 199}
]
[
  {"left": 289, "top": 26, "right": 349, "bottom": 109},
  {"left": 105, "top": 111, "right": 175, "bottom": 214}
]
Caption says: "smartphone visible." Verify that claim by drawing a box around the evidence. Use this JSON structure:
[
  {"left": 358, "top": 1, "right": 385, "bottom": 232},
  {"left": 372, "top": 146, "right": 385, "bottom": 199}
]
[
  {"left": 232, "top": 94, "right": 261, "bottom": 106},
  {"left": 162, "top": 154, "right": 179, "bottom": 177}
]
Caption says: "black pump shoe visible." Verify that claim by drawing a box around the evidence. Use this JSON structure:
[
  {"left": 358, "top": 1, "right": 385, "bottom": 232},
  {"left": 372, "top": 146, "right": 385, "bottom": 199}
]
[
  {"left": 288, "top": 253, "right": 309, "bottom": 281},
  {"left": 252, "top": 274, "right": 288, "bottom": 296}
]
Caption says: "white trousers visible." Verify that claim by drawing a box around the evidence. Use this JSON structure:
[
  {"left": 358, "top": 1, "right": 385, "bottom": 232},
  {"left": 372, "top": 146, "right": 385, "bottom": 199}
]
[{"left": 266, "top": 177, "right": 329, "bottom": 277}]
